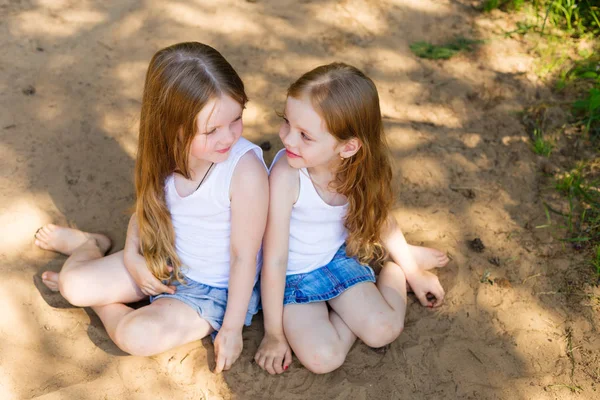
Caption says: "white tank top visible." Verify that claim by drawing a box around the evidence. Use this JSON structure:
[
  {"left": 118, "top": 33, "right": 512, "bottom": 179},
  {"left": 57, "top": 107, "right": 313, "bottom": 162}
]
[
  {"left": 271, "top": 149, "right": 348, "bottom": 275},
  {"left": 165, "top": 138, "right": 267, "bottom": 288}
]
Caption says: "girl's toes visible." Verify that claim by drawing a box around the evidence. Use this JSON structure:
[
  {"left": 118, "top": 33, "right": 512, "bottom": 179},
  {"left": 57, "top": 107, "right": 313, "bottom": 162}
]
[
  {"left": 45, "top": 224, "right": 58, "bottom": 232},
  {"left": 41, "top": 271, "right": 60, "bottom": 291},
  {"left": 438, "top": 254, "right": 450, "bottom": 267},
  {"left": 35, "top": 239, "right": 49, "bottom": 250}
]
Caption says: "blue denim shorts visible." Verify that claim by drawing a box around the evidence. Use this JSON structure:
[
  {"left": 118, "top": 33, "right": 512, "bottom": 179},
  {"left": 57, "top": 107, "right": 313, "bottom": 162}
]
[
  {"left": 150, "top": 276, "right": 261, "bottom": 339},
  {"left": 283, "top": 245, "right": 376, "bottom": 305}
]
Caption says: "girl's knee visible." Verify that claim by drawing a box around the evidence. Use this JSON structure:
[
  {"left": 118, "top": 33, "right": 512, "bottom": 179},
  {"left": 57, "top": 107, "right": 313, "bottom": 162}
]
[
  {"left": 58, "top": 268, "right": 92, "bottom": 307},
  {"left": 298, "top": 345, "right": 346, "bottom": 374},
  {"left": 360, "top": 316, "right": 404, "bottom": 349},
  {"left": 114, "top": 313, "right": 162, "bottom": 356}
]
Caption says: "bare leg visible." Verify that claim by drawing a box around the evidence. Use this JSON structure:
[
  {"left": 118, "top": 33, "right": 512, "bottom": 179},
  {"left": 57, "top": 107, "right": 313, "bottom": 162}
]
[
  {"left": 329, "top": 261, "right": 407, "bottom": 349},
  {"left": 283, "top": 302, "right": 356, "bottom": 374},
  {"left": 35, "top": 224, "right": 143, "bottom": 306},
  {"left": 112, "top": 298, "right": 214, "bottom": 356},
  {"left": 35, "top": 224, "right": 112, "bottom": 291},
  {"left": 34, "top": 224, "right": 212, "bottom": 355}
]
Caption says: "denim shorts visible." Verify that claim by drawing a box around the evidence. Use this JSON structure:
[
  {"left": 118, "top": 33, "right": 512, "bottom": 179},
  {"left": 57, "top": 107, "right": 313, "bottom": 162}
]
[
  {"left": 283, "top": 245, "right": 376, "bottom": 305},
  {"left": 150, "top": 276, "right": 261, "bottom": 339}
]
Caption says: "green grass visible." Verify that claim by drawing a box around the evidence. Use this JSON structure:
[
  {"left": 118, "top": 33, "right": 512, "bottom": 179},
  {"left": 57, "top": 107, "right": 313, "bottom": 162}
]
[
  {"left": 486, "top": 1, "right": 600, "bottom": 36},
  {"left": 554, "top": 165, "right": 600, "bottom": 244},
  {"left": 409, "top": 37, "right": 482, "bottom": 60},
  {"left": 484, "top": 0, "right": 525, "bottom": 12},
  {"left": 592, "top": 245, "right": 600, "bottom": 277},
  {"left": 484, "top": 1, "right": 600, "bottom": 279},
  {"left": 572, "top": 87, "right": 600, "bottom": 136},
  {"left": 556, "top": 55, "right": 600, "bottom": 90},
  {"left": 531, "top": 128, "right": 554, "bottom": 156}
]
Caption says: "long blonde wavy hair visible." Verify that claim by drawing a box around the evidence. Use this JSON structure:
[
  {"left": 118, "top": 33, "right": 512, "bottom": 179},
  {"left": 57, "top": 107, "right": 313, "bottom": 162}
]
[
  {"left": 135, "top": 42, "right": 248, "bottom": 282},
  {"left": 288, "top": 63, "right": 393, "bottom": 265}
]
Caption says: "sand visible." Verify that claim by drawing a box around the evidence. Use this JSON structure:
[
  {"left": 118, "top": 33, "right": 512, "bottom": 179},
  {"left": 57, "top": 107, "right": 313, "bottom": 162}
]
[{"left": 1, "top": 0, "right": 598, "bottom": 399}]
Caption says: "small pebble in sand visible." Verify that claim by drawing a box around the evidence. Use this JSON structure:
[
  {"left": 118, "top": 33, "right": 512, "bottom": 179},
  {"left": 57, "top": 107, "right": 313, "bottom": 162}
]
[
  {"left": 468, "top": 238, "right": 485, "bottom": 252},
  {"left": 22, "top": 85, "right": 36, "bottom": 96}
]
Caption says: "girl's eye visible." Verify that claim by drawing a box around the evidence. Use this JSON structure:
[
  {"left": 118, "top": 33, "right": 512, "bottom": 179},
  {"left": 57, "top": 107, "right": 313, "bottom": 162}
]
[
  {"left": 282, "top": 116, "right": 289, "bottom": 124},
  {"left": 301, "top": 132, "right": 312, "bottom": 141},
  {"left": 205, "top": 128, "right": 216, "bottom": 135},
  {"left": 233, "top": 116, "right": 242, "bottom": 123}
]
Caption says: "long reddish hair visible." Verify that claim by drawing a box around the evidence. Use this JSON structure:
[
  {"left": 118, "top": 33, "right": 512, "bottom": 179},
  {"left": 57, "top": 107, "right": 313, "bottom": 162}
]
[
  {"left": 136, "top": 42, "right": 247, "bottom": 282},
  {"left": 288, "top": 63, "right": 393, "bottom": 265}
]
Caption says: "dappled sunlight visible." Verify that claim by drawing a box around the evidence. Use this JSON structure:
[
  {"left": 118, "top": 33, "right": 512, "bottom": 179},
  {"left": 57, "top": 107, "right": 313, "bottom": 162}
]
[
  {"left": 501, "top": 134, "right": 530, "bottom": 146},
  {"left": 0, "top": 368, "right": 16, "bottom": 400},
  {"left": 114, "top": 61, "right": 147, "bottom": 100},
  {"left": 2, "top": 0, "right": 596, "bottom": 398},
  {"left": 313, "top": 1, "right": 388, "bottom": 36},
  {"left": 10, "top": 9, "right": 107, "bottom": 38},
  {"left": 396, "top": 155, "right": 448, "bottom": 189},
  {"left": 100, "top": 112, "right": 139, "bottom": 157},
  {"left": 388, "top": 0, "right": 453, "bottom": 14},
  {"left": 0, "top": 283, "right": 40, "bottom": 346},
  {"left": 161, "top": 2, "right": 263, "bottom": 36},
  {"left": 109, "top": 10, "right": 146, "bottom": 41},
  {"left": 367, "top": 48, "right": 420, "bottom": 74},
  {"left": 0, "top": 195, "right": 50, "bottom": 256},
  {"left": 386, "top": 126, "right": 426, "bottom": 153},
  {"left": 404, "top": 104, "right": 463, "bottom": 128}
]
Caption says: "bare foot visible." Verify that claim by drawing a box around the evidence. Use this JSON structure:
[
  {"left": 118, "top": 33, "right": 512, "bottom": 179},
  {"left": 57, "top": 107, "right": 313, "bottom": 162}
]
[
  {"left": 41, "top": 271, "right": 60, "bottom": 292},
  {"left": 409, "top": 245, "right": 450, "bottom": 271},
  {"left": 34, "top": 224, "right": 111, "bottom": 256}
]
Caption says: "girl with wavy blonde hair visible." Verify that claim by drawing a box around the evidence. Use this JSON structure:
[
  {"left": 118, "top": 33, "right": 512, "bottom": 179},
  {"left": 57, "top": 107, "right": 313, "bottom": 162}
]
[
  {"left": 35, "top": 42, "right": 268, "bottom": 372},
  {"left": 255, "top": 63, "right": 448, "bottom": 374}
]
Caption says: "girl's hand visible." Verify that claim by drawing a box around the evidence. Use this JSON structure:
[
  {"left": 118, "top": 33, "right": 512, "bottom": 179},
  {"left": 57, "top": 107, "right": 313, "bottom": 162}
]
[
  {"left": 125, "top": 251, "right": 176, "bottom": 296},
  {"left": 405, "top": 269, "right": 445, "bottom": 308},
  {"left": 214, "top": 328, "right": 244, "bottom": 373},
  {"left": 254, "top": 333, "right": 292, "bottom": 375},
  {"left": 124, "top": 214, "right": 175, "bottom": 296}
]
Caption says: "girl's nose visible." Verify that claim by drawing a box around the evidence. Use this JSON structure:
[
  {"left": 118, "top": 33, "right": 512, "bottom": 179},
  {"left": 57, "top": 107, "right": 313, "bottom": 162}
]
[
  {"left": 224, "top": 126, "right": 236, "bottom": 144},
  {"left": 282, "top": 130, "right": 296, "bottom": 147}
]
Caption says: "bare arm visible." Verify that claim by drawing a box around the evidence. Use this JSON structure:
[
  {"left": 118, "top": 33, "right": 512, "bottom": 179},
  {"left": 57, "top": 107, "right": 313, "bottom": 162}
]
[
  {"left": 123, "top": 213, "right": 174, "bottom": 296},
  {"left": 215, "top": 151, "right": 269, "bottom": 372},
  {"left": 260, "top": 157, "right": 298, "bottom": 337}
]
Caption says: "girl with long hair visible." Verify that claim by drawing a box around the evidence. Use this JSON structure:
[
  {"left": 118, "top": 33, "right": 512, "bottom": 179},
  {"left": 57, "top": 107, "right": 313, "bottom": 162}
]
[
  {"left": 34, "top": 42, "right": 268, "bottom": 372},
  {"left": 255, "top": 63, "right": 448, "bottom": 374}
]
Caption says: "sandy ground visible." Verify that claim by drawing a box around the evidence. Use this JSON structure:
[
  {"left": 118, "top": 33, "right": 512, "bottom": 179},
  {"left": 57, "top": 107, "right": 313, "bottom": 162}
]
[{"left": 1, "top": 0, "right": 599, "bottom": 399}]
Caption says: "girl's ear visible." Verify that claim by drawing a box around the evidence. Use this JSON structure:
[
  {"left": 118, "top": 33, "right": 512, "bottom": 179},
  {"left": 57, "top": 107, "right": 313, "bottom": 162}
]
[{"left": 339, "top": 138, "right": 362, "bottom": 159}]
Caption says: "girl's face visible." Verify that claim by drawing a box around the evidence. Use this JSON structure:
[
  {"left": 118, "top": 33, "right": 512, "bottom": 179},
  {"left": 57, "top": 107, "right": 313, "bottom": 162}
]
[
  {"left": 190, "top": 94, "right": 244, "bottom": 165},
  {"left": 279, "top": 95, "right": 343, "bottom": 171}
]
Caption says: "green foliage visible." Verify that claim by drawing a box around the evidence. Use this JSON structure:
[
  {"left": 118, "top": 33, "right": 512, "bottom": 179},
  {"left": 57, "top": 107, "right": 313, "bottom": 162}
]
[
  {"left": 410, "top": 37, "right": 482, "bottom": 60},
  {"left": 546, "top": 0, "right": 600, "bottom": 35},
  {"left": 484, "top": 0, "right": 525, "bottom": 12},
  {"left": 554, "top": 166, "right": 600, "bottom": 249},
  {"left": 572, "top": 87, "right": 600, "bottom": 135},
  {"left": 486, "top": 1, "right": 600, "bottom": 36},
  {"left": 556, "top": 56, "right": 600, "bottom": 89},
  {"left": 531, "top": 128, "right": 554, "bottom": 156},
  {"left": 592, "top": 245, "right": 600, "bottom": 278}
]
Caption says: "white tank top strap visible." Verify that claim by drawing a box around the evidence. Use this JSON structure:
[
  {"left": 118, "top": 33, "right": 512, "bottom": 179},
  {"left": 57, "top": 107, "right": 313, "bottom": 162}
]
[{"left": 269, "top": 148, "right": 286, "bottom": 173}]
